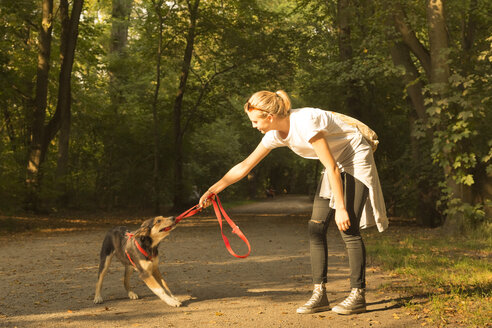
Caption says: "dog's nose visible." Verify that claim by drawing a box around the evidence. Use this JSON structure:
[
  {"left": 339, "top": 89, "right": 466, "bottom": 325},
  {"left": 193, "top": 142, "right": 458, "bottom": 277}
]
[{"left": 171, "top": 216, "right": 176, "bottom": 223}]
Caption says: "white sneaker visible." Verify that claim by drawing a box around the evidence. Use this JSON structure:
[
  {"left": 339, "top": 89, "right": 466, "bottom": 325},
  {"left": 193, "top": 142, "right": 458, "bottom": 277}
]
[
  {"left": 296, "top": 284, "right": 331, "bottom": 314},
  {"left": 332, "top": 288, "right": 366, "bottom": 315}
]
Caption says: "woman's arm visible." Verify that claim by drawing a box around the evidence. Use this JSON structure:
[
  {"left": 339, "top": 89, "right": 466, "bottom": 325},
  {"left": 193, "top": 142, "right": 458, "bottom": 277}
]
[
  {"left": 199, "top": 143, "right": 271, "bottom": 207},
  {"left": 310, "top": 133, "right": 350, "bottom": 231}
]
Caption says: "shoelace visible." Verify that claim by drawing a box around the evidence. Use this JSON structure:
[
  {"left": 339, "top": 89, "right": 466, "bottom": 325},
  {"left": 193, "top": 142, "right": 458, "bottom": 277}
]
[
  {"left": 340, "top": 289, "right": 361, "bottom": 306},
  {"left": 304, "top": 287, "right": 325, "bottom": 306}
]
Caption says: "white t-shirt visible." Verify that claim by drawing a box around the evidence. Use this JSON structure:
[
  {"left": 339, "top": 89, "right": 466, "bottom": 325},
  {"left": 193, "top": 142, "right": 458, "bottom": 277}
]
[{"left": 261, "top": 107, "right": 388, "bottom": 232}]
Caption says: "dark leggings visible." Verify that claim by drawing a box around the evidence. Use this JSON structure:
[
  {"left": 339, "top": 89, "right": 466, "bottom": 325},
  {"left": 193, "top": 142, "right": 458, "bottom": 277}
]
[{"left": 309, "top": 172, "right": 369, "bottom": 288}]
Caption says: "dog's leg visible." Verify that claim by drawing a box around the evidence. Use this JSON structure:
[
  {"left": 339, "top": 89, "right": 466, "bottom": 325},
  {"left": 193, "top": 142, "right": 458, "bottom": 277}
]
[
  {"left": 140, "top": 271, "right": 181, "bottom": 307},
  {"left": 151, "top": 263, "right": 181, "bottom": 305},
  {"left": 124, "top": 265, "right": 139, "bottom": 300},
  {"left": 94, "top": 252, "right": 114, "bottom": 304},
  {"left": 152, "top": 267, "right": 172, "bottom": 294}
]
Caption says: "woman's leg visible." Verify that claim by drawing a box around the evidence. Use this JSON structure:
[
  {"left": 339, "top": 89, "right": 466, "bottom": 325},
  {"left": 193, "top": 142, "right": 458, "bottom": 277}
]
[
  {"left": 339, "top": 173, "right": 368, "bottom": 288},
  {"left": 297, "top": 177, "right": 333, "bottom": 314},
  {"left": 332, "top": 173, "right": 369, "bottom": 315},
  {"left": 309, "top": 173, "right": 368, "bottom": 286},
  {"left": 308, "top": 184, "right": 334, "bottom": 284}
]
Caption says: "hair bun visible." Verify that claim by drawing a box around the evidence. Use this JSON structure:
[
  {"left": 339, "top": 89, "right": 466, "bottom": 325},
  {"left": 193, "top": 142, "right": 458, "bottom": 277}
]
[{"left": 244, "top": 90, "right": 291, "bottom": 117}]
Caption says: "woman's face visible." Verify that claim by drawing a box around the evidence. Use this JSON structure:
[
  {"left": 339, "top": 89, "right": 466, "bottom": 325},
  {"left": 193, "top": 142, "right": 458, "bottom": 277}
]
[{"left": 246, "top": 110, "right": 273, "bottom": 134}]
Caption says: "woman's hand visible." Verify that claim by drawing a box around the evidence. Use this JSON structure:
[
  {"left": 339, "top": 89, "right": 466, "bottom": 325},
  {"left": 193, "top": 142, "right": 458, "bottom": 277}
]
[
  {"left": 335, "top": 208, "right": 351, "bottom": 231},
  {"left": 199, "top": 190, "right": 215, "bottom": 208}
]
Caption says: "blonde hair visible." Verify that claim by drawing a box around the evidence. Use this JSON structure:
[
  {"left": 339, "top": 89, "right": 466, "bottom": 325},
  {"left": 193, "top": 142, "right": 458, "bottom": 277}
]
[{"left": 244, "top": 90, "right": 291, "bottom": 118}]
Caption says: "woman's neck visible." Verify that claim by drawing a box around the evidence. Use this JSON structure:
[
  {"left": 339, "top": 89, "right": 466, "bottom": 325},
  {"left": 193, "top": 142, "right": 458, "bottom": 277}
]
[{"left": 275, "top": 115, "right": 290, "bottom": 139}]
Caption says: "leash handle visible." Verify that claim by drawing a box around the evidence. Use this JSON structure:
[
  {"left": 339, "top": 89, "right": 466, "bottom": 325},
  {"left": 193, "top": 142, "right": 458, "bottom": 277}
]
[
  {"left": 175, "top": 192, "right": 215, "bottom": 223},
  {"left": 210, "top": 194, "right": 251, "bottom": 259},
  {"left": 174, "top": 193, "right": 251, "bottom": 258}
]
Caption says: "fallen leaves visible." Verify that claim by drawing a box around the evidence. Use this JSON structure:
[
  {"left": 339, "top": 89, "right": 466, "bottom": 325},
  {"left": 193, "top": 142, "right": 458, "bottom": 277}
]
[{"left": 367, "top": 318, "right": 381, "bottom": 325}]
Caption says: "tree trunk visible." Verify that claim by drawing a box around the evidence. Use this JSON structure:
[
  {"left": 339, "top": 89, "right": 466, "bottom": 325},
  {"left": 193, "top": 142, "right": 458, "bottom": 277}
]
[
  {"left": 25, "top": 0, "right": 54, "bottom": 211},
  {"left": 109, "top": 0, "right": 133, "bottom": 106},
  {"left": 151, "top": 0, "right": 165, "bottom": 214},
  {"left": 102, "top": 0, "right": 133, "bottom": 209},
  {"left": 390, "top": 41, "right": 443, "bottom": 227},
  {"left": 390, "top": 42, "right": 426, "bottom": 121},
  {"left": 392, "top": 3, "right": 432, "bottom": 77},
  {"left": 337, "top": 0, "right": 352, "bottom": 61},
  {"left": 2, "top": 106, "right": 16, "bottom": 152},
  {"left": 427, "top": 0, "right": 449, "bottom": 92},
  {"left": 461, "top": 0, "right": 477, "bottom": 54},
  {"left": 54, "top": 0, "right": 84, "bottom": 206},
  {"left": 389, "top": 3, "right": 450, "bottom": 227},
  {"left": 336, "top": 0, "right": 362, "bottom": 118},
  {"left": 111, "top": 0, "right": 132, "bottom": 54},
  {"left": 427, "top": 0, "right": 472, "bottom": 232},
  {"left": 172, "top": 0, "right": 200, "bottom": 210}
]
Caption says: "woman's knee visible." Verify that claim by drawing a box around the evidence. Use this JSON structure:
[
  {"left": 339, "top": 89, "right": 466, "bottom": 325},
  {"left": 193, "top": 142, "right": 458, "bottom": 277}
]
[
  {"left": 340, "top": 231, "right": 365, "bottom": 248},
  {"left": 308, "top": 219, "right": 327, "bottom": 238},
  {"left": 340, "top": 225, "right": 362, "bottom": 238}
]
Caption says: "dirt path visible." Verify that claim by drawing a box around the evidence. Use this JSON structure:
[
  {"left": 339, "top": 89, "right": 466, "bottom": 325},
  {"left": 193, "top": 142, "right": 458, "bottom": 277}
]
[{"left": 0, "top": 195, "right": 419, "bottom": 327}]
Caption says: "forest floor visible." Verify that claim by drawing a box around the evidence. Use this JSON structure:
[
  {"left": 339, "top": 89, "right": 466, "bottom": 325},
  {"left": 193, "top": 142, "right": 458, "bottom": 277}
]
[{"left": 1, "top": 195, "right": 430, "bottom": 328}]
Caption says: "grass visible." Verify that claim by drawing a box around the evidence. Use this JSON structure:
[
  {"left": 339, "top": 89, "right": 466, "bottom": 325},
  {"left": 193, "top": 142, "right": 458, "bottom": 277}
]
[{"left": 365, "top": 223, "right": 492, "bottom": 327}]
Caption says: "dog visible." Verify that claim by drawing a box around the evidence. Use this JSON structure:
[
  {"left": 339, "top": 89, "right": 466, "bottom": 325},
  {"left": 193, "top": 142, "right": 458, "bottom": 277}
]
[{"left": 93, "top": 216, "right": 181, "bottom": 307}]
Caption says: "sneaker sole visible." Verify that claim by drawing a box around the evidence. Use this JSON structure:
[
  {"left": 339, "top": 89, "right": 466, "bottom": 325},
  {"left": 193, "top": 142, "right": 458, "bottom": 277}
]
[
  {"left": 296, "top": 305, "right": 331, "bottom": 314},
  {"left": 332, "top": 306, "right": 366, "bottom": 315}
]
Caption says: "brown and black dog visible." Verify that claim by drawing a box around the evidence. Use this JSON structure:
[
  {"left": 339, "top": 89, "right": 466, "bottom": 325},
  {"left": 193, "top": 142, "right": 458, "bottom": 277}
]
[{"left": 93, "top": 216, "right": 181, "bottom": 307}]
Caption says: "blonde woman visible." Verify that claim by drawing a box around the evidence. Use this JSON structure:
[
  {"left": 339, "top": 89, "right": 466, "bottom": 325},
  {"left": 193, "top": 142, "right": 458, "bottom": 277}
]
[{"left": 199, "top": 90, "right": 388, "bottom": 315}]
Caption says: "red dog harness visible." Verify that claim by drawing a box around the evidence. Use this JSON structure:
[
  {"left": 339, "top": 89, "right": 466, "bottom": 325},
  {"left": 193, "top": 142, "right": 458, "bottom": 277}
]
[
  {"left": 125, "top": 232, "right": 156, "bottom": 267},
  {"left": 175, "top": 193, "right": 251, "bottom": 258}
]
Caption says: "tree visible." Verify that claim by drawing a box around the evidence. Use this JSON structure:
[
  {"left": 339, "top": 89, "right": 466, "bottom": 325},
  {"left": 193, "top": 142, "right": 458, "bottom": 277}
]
[
  {"left": 24, "top": 0, "right": 84, "bottom": 211},
  {"left": 1, "top": 0, "right": 488, "bottom": 226},
  {"left": 150, "top": 0, "right": 176, "bottom": 213},
  {"left": 390, "top": 5, "right": 443, "bottom": 227},
  {"left": 54, "top": 0, "right": 84, "bottom": 202},
  {"left": 98, "top": 0, "right": 134, "bottom": 210},
  {"left": 109, "top": 0, "right": 133, "bottom": 104},
  {"left": 336, "top": 0, "right": 363, "bottom": 118},
  {"left": 25, "top": 0, "right": 54, "bottom": 210},
  {"left": 172, "top": 0, "right": 200, "bottom": 210},
  {"left": 389, "top": 0, "right": 491, "bottom": 229}
]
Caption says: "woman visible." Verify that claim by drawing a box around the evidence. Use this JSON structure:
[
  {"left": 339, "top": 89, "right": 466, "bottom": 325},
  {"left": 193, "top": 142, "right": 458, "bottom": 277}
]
[{"left": 199, "top": 90, "right": 388, "bottom": 315}]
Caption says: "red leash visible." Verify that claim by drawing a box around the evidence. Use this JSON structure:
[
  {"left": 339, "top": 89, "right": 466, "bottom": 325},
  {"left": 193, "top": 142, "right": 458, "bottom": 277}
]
[{"left": 175, "top": 194, "right": 251, "bottom": 258}]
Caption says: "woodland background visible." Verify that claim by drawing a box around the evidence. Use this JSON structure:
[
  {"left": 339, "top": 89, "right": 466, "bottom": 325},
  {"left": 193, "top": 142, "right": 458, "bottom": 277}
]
[{"left": 0, "top": 0, "right": 490, "bottom": 232}]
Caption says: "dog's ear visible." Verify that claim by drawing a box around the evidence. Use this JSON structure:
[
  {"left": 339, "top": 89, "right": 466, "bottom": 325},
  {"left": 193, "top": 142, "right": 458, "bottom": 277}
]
[
  {"left": 140, "top": 218, "right": 155, "bottom": 229},
  {"left": 134, "top": 218, "right": 153, "bottom": 238}
]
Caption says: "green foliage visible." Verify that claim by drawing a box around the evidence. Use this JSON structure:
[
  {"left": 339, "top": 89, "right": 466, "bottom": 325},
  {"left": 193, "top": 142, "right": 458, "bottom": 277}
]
[
  {"left": 188, "top": 117, "right": 245, "bottom": 198},
  {"left": 0, "top": 147, "right": 24, "bottom": 212},
  {"left": 423, "top": 36, "right": 492, "bottom": 225},
  {"left": 0, "top": 0, "right": 490, "bottom": 225}
]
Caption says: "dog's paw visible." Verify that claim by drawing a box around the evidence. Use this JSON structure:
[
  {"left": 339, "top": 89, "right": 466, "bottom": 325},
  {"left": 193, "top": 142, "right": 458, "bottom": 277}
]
[
  {"left": 167, "top": 297, "right": 182, "bottom": 307},
  {"left": 128, "top": 291, "right": 139, "bottom": 300},
  {"left": 93, "top": 295, "right": 104, "bottom": 304}
]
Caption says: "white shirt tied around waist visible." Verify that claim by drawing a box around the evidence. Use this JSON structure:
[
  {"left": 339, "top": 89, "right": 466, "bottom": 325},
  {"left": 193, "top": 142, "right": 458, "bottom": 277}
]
[{"left": 261, "top": 107, "right": 388, "bottom": 232}]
